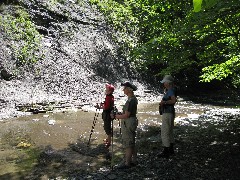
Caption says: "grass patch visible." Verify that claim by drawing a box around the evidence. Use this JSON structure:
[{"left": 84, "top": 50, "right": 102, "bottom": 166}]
[{"left": 16, "top": 148, "right": 41, "bottom": 172}]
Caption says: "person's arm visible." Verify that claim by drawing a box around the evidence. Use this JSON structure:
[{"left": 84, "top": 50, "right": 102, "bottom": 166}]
[
  {"left": 111, "top": 99, "right": 131, "bottom": 119},
  {"left": 95, "top": 102, "right": 103, "bottom": 109},
  {"left": 115, "top": 111, "right": 130, "bottom": 119},
  {"left": 163, "top": 95, "right": 176, "bottom": 105},
  {"left": 161, "top": 89, "right": 176, "bottom": 105}
]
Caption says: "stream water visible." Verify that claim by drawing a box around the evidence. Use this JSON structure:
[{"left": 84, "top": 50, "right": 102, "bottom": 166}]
[{"left": 1, "top": 97, "right": 238, "bottom": 179}]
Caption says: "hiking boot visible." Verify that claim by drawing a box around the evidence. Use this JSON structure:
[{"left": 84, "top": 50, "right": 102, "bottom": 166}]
[
  {"left": 103, "top": 139, "right": 110, "bottom": 148},
  {"left": 169, "top": 143, "right": 175, "bottom": 155},
  {"left": 157, "top": 147, "right": 170, "bottom": 158},
  {"left": 116, "top": 164, "right": 131, "bottom": 170},
  {"left": 130, "top": 161, "right": 138, "bottom": 167}
]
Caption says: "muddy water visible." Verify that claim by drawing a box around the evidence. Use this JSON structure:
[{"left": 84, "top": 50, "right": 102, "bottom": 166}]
[{"left": 0, "top": 101, "right": 212, "bottom": 177}]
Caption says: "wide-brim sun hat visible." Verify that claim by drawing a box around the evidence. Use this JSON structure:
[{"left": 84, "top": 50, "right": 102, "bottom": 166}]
[
  {"left": 121, "top": 81, "right": 137, "bottom": 91},
  {"left": 160, "top": 75, "right": 174, "bottom": 83}
]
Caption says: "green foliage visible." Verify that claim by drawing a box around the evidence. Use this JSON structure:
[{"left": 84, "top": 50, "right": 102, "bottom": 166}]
[
  {"left": 91, "top": 0, "right": 240, "bottom": 89},
  {"left": 190, "top": 1, "right": 240, "bottom": 86},
  {"left": 200, "top": 55, "right": 240, "bottom": 87},
  {"left": 89, "top": 0, "right": 139, "bottom": 53},
  {"left": 193, "top": 0, "right": 203, "bottom": 12},
  {"left": 48, "top": 0, "right": 66, "bottom": 6},
  {"left": 0, "top": 8, "right": 43, "bottom": 67},
  {"left": 16, "top": 148, "right": 41, "bottom": 172},
  {"left": 193, "top": 0, "right": 219, "bottom": 12}
]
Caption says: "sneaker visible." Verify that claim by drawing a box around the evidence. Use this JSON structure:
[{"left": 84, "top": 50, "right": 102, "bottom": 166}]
[
  {"left": 103, "top": 139, "right": 108, "bottom": 143},
  {"left": 157, "top": 147, "right": 170, "bottom": 158},
  {"left": 105, "top": 142, "right": 111, "bottom": 148},
  {"left": 103, "top": 139, "right": 110, "bottom": 148}
]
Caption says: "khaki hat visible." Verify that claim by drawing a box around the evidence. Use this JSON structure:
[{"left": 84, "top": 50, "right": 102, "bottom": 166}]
[{"left": 160, "top": 75, "right": 174, "bottom": 83}]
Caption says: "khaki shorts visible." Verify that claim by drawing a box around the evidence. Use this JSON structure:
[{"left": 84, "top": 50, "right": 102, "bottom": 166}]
[{"left": 121, "top": 117, "right": 138, "bottom": 148}]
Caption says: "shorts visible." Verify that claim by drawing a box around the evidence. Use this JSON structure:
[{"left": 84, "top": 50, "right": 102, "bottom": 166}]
[
  {"left": 102, "top": 111, "right": 112, "bottom": 135},
  {"left": 121, "top": 117, "right": 138, "bottom": 148}
]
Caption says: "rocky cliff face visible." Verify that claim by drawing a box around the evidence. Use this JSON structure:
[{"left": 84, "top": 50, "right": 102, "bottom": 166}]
[{"left": 0, "top": 0, "right": 157, "bottom": 119}]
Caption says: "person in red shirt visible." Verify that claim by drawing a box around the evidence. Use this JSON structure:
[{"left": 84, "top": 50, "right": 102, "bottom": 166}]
[{"left": 99, "top": 83, "right": 115, "bottom": 148}]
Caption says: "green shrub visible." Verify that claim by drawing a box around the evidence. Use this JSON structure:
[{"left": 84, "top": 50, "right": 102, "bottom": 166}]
[{"left": 0, "top": 8, "right": 43, "bottom": 67}]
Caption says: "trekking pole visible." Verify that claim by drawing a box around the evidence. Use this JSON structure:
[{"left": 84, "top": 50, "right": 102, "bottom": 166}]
[
  {"left": 118, "top": 119, "right": 121, "bottom": 135},
  {"left": 110, "top": 106, "right": 118, "bottom": 170},
  {"left": 110, "top": 117, "right": 114, "bottom": 170},
  {"left": 87, "top": 104, "right": 100, "bottom": 146}
]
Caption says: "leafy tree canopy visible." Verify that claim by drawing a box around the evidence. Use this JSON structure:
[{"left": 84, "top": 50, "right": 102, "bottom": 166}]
[{"left": 93, "top": 0, "right": 240, "bottom": 90}]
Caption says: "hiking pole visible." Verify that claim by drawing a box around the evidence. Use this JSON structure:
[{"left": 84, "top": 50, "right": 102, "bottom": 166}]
[
  {"left": 87, "top": 105, "right": 100, "bottom": 146},
  {"left": 110, "top": 106, "right": 118, "bottom": 170},
  {"left": 118, "top": 119, "right": 121, "bottom": 135},
  {"left": 111, "top": 117, "right": 114, "bottom": 170}
]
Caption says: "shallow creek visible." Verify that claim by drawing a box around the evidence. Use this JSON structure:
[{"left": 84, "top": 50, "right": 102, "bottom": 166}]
[{"left": 0, "top": 99, "right": 235, "bottom": 178}]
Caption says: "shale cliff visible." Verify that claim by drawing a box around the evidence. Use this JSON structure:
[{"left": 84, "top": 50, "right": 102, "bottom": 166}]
[{"left": 0, "top": 0, "right": 156, "bottom": 119}]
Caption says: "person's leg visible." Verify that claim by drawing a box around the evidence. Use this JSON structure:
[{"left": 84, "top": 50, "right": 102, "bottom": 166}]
[
  {"left": 104, "top": 114, "right": 112, "bottom": 146},
  {"left": 169, "top": 113, "right": 174, "bottom": 144},
  {"left": 159, "top": 113, "right": 171, "bottom": 158},
  {"left": 125, "top": 147, "right": 133, "bottom": 166},
  {"left": 169, "top": 113, "right": 175, "bottom": 155},
  {"left": 132, "top": 146, "right": 137, "bottom": 164},
  {"left": 119, "top": 118, "right": 137, "bottom": 168},
  {"left": 124, "top": 140, "right": 137, "bottom": 166},
  {"left": 161, "top": 113, "right": 171, "bottom": 147},
  {"left": 107, "top": 134, "right": 111, "bottom": 143}
]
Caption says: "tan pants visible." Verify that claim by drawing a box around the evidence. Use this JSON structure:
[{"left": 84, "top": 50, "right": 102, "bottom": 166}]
[{"left": 161, "top": 113, "right": 174, "bottom": 147}]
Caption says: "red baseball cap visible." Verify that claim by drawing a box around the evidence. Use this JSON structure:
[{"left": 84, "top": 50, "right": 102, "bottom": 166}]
[{"left": 106, "top": 83, "right": 115, "bottom": 92}]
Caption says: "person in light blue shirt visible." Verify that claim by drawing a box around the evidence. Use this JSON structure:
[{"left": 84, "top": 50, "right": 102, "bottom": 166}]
[{"left": 158, "top": 75, "right": 177, "bottom": 158}]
